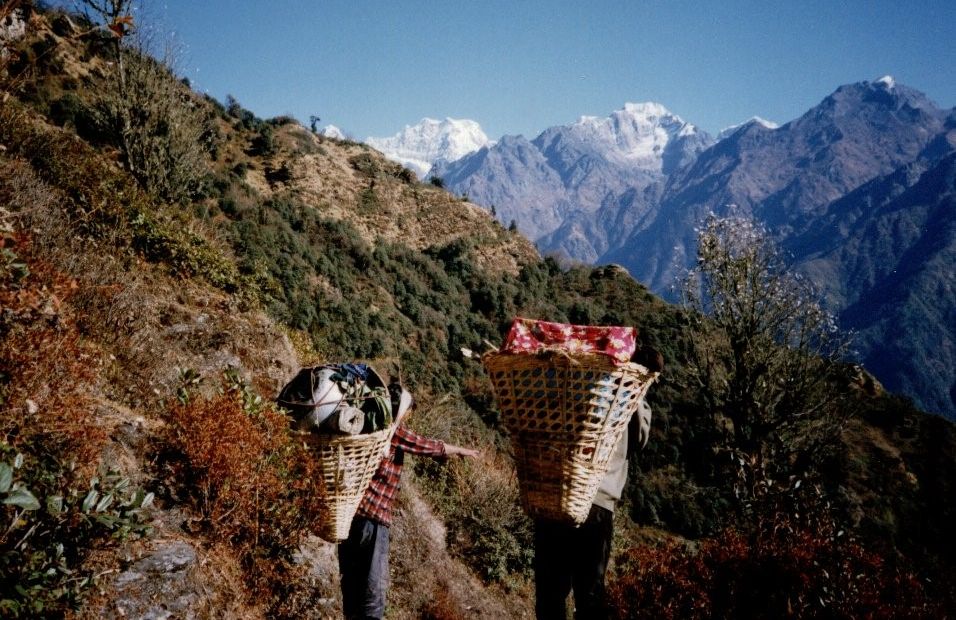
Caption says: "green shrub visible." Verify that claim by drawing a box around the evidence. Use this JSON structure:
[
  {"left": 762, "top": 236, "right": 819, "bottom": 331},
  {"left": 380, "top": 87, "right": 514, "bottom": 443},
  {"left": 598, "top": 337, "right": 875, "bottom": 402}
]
[
  {"left": 0, "top": 450, "right": 153, "bottom": 618},
  {"left": 48, "top": 93, "right": 106, "bottom": 144},
  {"left": 249, "top": 124, "right": 276, "bottom": 156}
]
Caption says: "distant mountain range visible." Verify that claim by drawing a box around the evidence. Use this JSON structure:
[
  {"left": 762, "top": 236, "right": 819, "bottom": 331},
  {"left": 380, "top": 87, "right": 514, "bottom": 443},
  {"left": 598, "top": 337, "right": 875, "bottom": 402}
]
[
  {"left": 366, "top": 78, "right": 956, "bottom": 420},
  {"left": 433, "top": 102, "right": 713, "bottom": 251}
]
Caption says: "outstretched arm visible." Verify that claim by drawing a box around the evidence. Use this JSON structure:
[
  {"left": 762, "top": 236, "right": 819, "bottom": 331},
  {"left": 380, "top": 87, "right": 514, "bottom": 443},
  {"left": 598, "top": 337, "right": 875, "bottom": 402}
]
[
  {"left": 393, "top": 425, "right": 479, "bottom": 459},
  {"left": 444, "top": 443, "right": 480, "bottom": 459}
]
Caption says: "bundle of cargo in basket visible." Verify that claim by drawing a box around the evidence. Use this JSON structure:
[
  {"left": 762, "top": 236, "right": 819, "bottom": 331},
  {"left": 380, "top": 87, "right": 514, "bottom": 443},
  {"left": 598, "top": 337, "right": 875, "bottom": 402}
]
[
  {"left": 277, "top": 363, "right": 400, "bottom": 542},
  {"left": 483, "top": 318, "right": 659, "bottom": 524}
]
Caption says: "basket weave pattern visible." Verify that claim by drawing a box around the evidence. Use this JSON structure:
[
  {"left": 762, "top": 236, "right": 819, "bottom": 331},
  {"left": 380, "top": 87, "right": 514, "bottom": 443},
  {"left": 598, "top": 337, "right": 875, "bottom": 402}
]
[
  {"left": 484, "top": 352, "right": 655, "bottom": 524},
  {"left": 301, "top": 427, "right": 392, "bottom": 542}
]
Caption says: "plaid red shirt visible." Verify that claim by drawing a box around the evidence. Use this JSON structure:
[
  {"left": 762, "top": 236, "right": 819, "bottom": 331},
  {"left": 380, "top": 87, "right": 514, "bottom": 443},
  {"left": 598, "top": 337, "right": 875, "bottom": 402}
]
[{"left": 356, "top": 424, "right": 446, "bottom": 526}]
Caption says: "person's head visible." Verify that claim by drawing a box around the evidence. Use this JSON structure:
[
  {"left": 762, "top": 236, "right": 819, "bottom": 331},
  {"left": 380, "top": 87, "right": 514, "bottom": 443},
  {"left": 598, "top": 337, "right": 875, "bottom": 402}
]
[{"left": 631, "top": 345, "right": 664, "bottom": 373}]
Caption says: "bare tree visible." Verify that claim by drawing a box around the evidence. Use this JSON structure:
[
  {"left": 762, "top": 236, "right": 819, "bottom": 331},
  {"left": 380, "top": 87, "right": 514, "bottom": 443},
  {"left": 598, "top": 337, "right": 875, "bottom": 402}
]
[
  {"left": 681, "top": 213, "right": 852, "bottom": 500},
  {"left": 76, "top": 0, "right": 134, "bottom": 86}
]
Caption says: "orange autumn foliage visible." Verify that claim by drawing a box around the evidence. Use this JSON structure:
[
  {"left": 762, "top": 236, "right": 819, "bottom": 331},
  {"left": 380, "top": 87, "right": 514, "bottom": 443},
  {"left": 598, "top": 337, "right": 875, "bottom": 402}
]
[{"left": 166, "top": 387, "right": 328, "bottom": 612}]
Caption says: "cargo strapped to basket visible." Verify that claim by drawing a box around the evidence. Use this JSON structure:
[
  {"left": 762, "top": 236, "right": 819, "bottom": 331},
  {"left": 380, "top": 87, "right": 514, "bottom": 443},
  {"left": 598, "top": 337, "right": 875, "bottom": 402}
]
[
  {"left": 484, "top": 319, "right": 657, "bottom": 524},
  {"left": 501, "top": 317, "right": 638, "bottom": 365}
]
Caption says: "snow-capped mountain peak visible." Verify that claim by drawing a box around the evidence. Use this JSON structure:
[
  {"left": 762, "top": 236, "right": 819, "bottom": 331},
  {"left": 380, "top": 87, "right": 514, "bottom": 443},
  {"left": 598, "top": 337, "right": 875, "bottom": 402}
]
[
  {"left": 320, "top": 124, "right": 346, "bottom": 140},
  {"left": 557, "top": 101, "right": 702, "bottom": 168},
  {"left": 875, "top": 74, "right": 896, "bottom": 89},
  {"left": 366, "top": 118, "right": 491, "bottom": 178}
]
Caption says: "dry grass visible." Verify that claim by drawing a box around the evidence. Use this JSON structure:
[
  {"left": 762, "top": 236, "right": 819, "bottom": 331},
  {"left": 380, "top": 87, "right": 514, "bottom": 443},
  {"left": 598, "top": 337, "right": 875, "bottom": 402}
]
[
  {"left": 276, "top": 124, "right": 538, "bottom": 277},
  {"left": 0, "top": 230, "right": 109, "bottom": 474},
  {"left": 389, "top": 482, "right": 535, "bottom": 620}
]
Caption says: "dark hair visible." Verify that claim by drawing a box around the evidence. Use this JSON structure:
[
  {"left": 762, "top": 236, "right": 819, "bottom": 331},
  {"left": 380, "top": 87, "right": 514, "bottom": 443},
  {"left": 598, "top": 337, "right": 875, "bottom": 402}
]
[{"left": 632, "top": 345, "right": 664, "bottom": 373}]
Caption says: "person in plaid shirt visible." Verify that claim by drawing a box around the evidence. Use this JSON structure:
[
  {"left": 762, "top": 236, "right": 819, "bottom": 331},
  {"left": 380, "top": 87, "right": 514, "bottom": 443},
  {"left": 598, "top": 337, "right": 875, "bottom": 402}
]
[{"left": 338, "top": 388, "right": 479, "bottom": 620}]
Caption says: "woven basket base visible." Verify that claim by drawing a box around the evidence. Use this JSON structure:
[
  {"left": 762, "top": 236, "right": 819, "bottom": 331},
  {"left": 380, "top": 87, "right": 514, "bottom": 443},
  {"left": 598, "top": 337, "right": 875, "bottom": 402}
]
[
  {"left": 513, "top": 435, "right": 622, "bottom": 524},
  {"left": 300, "top": 426, "right": 392, "bottom": 542}
]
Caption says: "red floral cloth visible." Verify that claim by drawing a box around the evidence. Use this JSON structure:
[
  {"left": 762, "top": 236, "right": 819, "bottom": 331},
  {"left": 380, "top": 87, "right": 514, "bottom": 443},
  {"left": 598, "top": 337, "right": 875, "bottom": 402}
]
[{"left": 501, "top": 318, "right": 637, "bottom": 365}]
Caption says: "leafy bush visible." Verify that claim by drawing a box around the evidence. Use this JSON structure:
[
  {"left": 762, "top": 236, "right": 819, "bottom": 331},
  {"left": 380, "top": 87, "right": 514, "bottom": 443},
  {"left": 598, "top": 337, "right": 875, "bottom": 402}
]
[
  {"left": 0, "top": 450, "right": 153, "bottom": 618},
  {"left": 165, "top": 370, "right": 326, "bottom": 616},
  {"left": 249, "top": 124, "right": 276, "bottom": 156}
]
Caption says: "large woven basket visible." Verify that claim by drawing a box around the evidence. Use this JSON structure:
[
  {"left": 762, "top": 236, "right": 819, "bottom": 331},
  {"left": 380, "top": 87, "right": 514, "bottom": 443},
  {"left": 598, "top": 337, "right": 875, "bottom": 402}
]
[
  {"left": 300, "top": 426, "right": 393, "bottom": 542},
  {"left": 483, "top": 351, "right": 656, "bottom": 524}
]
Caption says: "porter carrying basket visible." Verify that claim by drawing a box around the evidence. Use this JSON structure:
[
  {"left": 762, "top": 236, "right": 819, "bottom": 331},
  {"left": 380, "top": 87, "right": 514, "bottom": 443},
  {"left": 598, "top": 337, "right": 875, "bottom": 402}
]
[
  {"left": 483, "top": 319, "right": 656, "bottom": 524},
  {"left": 283, "top": 364, "right": 395, "bottom": 543}
]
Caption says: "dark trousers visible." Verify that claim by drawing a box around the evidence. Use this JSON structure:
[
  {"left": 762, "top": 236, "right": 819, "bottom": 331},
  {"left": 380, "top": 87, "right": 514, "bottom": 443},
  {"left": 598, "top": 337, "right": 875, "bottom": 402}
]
[
  {"left": 534, "top": 504, "right": 614, "bottom": 620},
  {"left": 338, "top": 516, "right": 390, "bottom": 620}
]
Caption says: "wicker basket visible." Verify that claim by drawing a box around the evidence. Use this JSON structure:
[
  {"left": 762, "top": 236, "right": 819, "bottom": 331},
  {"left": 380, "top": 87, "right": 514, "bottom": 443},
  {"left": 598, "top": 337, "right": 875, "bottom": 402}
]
[
  {"left": 483, "top": 351, "right": 656, "bottom": 524},
  {"left": 300, "top": 426, "right": 393, "bottom": 542}
]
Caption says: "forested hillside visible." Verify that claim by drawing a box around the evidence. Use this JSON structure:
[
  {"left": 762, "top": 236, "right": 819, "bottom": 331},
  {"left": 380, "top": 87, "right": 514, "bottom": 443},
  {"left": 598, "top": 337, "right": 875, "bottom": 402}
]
[{"left": 1, "top": 5, "right": 953, "bottom": 618}]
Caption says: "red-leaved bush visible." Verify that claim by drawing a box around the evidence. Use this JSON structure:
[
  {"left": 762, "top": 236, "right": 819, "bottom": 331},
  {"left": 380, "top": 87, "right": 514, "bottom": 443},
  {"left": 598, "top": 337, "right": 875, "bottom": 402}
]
[
  {"left": 608, "top": 510, "right": 947, "bottom": 619},
  {"left": 166, "top": 387, "right": 327, "bottom": 615}
]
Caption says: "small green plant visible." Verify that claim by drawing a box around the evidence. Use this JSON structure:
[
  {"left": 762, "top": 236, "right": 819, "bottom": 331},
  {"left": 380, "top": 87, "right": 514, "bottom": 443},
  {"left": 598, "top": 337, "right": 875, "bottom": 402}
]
[
  {"left": 359, "top": 186, "right": 379, "bottom": 212},
  {"left": 0, "top": 247, "right": 29, "bottom": 283},
  {"left": 0, "top": 450, "right": 153, "bottom": 617},
  {"left": 176, "top": 366, "right": 202, "bottom": 404},
  {"left": 0, "top": 453, "right": 39, "bottom": 511}
]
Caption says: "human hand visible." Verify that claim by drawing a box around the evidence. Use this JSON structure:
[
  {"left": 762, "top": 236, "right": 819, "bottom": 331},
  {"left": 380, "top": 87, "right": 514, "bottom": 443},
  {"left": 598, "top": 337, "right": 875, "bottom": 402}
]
[{"left": 446, "top": 444, "right": 480, "bottom": 459}]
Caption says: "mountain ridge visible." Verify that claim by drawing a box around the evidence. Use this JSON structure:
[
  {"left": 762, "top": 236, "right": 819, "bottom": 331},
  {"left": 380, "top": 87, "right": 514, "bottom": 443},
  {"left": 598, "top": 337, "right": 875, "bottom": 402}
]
[{"left": 433, "top": 77, "right": 956, "bottom": 418}]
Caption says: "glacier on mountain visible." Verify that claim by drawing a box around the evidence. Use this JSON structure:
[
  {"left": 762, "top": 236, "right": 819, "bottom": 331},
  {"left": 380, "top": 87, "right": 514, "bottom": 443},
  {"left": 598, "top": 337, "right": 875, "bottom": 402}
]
[
  {"left": 366, "top": 118, "right": 491, "bottom": 178},
  {"left": 716, "top": 117, "right": 779, "bottom": 141},
  {"left": 552, "top": 102, "right": 704, "bottom": 170}
]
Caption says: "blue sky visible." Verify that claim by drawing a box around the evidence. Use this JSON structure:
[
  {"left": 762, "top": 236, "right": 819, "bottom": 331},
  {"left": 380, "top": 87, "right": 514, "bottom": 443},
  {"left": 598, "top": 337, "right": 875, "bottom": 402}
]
[{"left": 143, "top": 0, "right": 955, "bottom": 140}]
